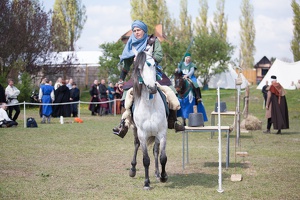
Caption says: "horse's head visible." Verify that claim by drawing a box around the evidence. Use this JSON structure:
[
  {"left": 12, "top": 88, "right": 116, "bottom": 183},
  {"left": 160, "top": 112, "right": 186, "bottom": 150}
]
[
  {"left": 133, "top": 49, "right": 157, "bottom": 97},
  {"left": 174, "top": 71, "right": 185, "bottom": 95}
]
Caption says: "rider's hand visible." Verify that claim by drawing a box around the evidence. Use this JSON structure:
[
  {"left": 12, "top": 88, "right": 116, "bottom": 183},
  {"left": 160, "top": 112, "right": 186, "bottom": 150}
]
[{"left": 183, "top": 75, "right": 188, "bottom": 79}]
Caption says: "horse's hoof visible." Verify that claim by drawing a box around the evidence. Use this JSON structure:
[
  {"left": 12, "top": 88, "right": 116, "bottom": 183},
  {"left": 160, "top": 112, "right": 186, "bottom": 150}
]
[
  {"left": 155, "top": 176, "right": 161, "bottom": 181},
  {"left": 160, "top": 175, "right": 168, "bottom": 183},
  {"left": 143, "top": 186, "right": 151, "bottom": 190},
  {"left": 129, "top": 169, "right": 136, "bottom": 177}
]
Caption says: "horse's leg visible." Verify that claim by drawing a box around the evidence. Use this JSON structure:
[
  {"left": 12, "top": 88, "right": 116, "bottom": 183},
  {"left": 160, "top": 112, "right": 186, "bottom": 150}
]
[
  {"left": 159, "top": 137, "right": 168, "bottom": 183},
  {"left": 129, "top": 127, "right": 139, "bottom": 178},
  {"left": 153, "top": 140, "right": 160, "bottom": 180},
  {"left": 141, "top": 141, "right": 151, "bottom": 189}
]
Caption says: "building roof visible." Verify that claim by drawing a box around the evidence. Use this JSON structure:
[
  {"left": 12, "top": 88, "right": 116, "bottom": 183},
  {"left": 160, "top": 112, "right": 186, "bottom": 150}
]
[
  {"left": 254, "top": 56, "right": 272, "bottom": 68},
  {"left": 36, "top": 51, "right": 103, "bottom": 67}
]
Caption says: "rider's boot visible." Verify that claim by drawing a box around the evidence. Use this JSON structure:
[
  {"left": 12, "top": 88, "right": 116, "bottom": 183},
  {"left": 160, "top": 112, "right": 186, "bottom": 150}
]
[
  {"left": 168, "top": 109, "right": 185, "bottom": 132},
  {"left": 113, "top": 119, "right": 129, "bottom": 138},
  {"left": 194, "top": 88, "right": 202, "bottom": 102},
  {"left": 112, "top": 88, "right": 133, "bottom": 138}
]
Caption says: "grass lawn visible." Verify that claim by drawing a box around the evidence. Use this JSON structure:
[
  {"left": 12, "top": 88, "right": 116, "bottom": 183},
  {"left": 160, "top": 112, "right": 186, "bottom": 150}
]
[{"left": 0, "top": 86, "right": 299, "bottom": 200}]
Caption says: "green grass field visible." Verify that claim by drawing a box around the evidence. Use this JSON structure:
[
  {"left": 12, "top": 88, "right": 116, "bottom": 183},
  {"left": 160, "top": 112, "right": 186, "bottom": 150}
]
[{"left": 1, "top": 86, "right": 299, "bottom": 200}]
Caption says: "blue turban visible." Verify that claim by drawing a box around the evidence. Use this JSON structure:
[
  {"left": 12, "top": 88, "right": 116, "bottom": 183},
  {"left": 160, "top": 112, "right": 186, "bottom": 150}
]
[
  {"left": 120, "top": 20, "right": 149, "bottom": 62},
  {"left": 131, "top": 20, "right": 148, "bottom": 33}
]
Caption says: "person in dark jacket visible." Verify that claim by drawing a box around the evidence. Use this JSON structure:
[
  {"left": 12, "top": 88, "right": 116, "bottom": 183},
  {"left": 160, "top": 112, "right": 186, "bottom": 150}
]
[
  {"left": 0, "top": 83, "right": 6, "bottom": 103},
  {"left": 261, "top": 80, "right": 269, "bottom": 107},
  {"left": 98, "top": 79, "right": 109, "bottom": 116},
  {"left": 89, "top": 80, "right": 99, "bottom": 116},
  {"left": 107, "top": 82, "right": 115, "bottom": 114},
  {"left": 52, "top": 80, "right": 71, "bottom": 117},
  {"left": 263, "top": 75, "right": 289, "bottom": 134},
  {"left": 70, "top": 82, "right": 80, "bottom": 117}
]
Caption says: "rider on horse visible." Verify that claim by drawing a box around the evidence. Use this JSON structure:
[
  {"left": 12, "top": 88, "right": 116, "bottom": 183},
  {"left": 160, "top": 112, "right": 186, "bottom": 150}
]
[
  {"left": 176, "top": 53, "right": 202, "bottom": 103},
  {"left": 113, "top": 20, "right": 185, "bottom": 138}
]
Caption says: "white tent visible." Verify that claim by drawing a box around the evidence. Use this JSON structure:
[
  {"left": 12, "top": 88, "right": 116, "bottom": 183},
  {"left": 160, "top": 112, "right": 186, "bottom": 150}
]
[
  {"left": 198, "top": 64, "right": 249, "bottom": 89},
  {"left": 36, "top": 51, "right": 103, "bottom": 67},
  {"left": 257, "top": 59, "right": 300, "bottom": 90}
]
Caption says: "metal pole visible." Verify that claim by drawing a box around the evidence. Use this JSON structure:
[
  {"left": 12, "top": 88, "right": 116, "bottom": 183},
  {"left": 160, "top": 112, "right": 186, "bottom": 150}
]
[
  {"left": 23, "top": 102, "right": 26, "bottom": 128},
  {"left": 236, "top": 85, "right": 241, "bottom": 146},
  {"left": 217, "top": 87, "right": 224, "bottom": 193},
  {"left": 78, "top": 101, "right": 81, "bottom": 118}
]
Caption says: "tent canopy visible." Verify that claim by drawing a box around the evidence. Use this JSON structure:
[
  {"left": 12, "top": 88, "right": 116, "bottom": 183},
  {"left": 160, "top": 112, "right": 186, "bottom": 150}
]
[
  {"left": 257, "top": 59, "right": 300, "bottom": 90},
  {"left": 198, "top": 63, "right": 249, "bottom": 89},
  {"left": 36, "top": 51, "right": 103, "bottom": 67}
]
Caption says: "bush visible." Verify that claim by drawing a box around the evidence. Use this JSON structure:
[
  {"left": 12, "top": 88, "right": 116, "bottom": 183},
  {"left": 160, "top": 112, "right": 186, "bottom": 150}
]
[{"left": 16, "top": 72, "right": 34, "bottom": 103}]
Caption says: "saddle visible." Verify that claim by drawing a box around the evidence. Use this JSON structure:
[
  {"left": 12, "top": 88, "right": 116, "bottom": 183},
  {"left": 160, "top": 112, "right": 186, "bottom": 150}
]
[{"left": 130, "top": 87, "right": 169, "bottom": 119}]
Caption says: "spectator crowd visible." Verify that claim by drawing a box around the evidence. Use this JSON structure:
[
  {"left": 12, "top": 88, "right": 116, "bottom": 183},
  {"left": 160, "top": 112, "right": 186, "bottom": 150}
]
[{"left": 0, "top": 77, "right": 125, "bottom": 128}]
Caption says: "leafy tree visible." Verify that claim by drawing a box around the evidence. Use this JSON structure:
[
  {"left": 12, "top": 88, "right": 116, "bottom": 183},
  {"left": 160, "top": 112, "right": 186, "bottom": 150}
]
[
  {"left": 178, "top": 0, "right": 193, "bottom": 43},
  {"left": 210, "top": 0, "right": 228, "bottom": 40},
  {"left": 195, "top": 0, "right": 209, "bottom": 35},
  {"left": 161, "top": 36, "right": 190, "bottom": 76},
  {"left": 192, "top": 33, "right": 234, "bottom": 88},
  {"left": 161, "top": 0, "right": 193, "bottom": 76},
  {"left": 99, "top": 41, "right": 124, "bottom": 84},
  {"left": 130, "top": 0, "right": 158, "bottom": 33},
  {"left": 192, "top": 0, "right": 233, "bottom": 89},
  {"left": 16, "top": 72, "right": 33, "bottom": 103},
  {"left": 291, "top": 0, "right": 300, "bottom": 61},
  {"left": 51, "top": 0, "right": 87, "bottom": 51},
  {"left": 156, "top": 0, "right": 173, "bottom": 37},
  {"left": 239, "top": 0, "right": 256, "bottom": 69},
  {"left": 0, "top": 0, "right": 52, "bottom": 80}
]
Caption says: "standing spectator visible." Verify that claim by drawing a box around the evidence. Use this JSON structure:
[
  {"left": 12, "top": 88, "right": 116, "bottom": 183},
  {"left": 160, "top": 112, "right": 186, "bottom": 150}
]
[
  {"left": 261, "top": 80, "right": 269, "bottom": 107},
  {"left": 66, "top": 78, "right": 73, "bottom": 90},
  {"left": 54, "top": 77, "right": 62, "bottom": 90},
  {"left": 5, "top": 79, "right": 20, "bottom": 121},
  {"left": 296, "top": 79, "right": 300, "bottom": 90},
  {"left": 89, "top": 80, "right": 99, "bottom": 116},
  {"left": 98, "top": 79, "right": 109, "bottom": 116},
  {"left": 263, "top": 75, "right": 289, "bottom": 134},
  {"left": 114, "top": 81, "right": 124, "bottom": 115},
  {"left": 0, "top": 83, "right": 6, "bottom": 103},
  {"left": 52, "top": 80, "right": 71, "bottom": 117},
  {"left": 0, "top": 103, "right": 18, "bottom": 127},
  {"left": 107, "top": 82, "right": 115, "bottom": 114},
  {"left": 70, "top": 82, "right": 80, "bottom": 117},
  {"left": 287, "top": 81, "right": 297, "bottom": 90},
  {"left": 39, "top": 78, "right": 54, "bottom": 123}
]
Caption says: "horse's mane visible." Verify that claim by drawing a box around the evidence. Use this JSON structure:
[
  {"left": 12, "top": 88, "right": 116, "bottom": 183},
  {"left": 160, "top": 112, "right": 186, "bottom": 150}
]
[
  {"left": 174, "top": 70, "right": 183, "bottom": 78},
  {"left": 133, "top": 51, "right": 147, "bottom": 98}
]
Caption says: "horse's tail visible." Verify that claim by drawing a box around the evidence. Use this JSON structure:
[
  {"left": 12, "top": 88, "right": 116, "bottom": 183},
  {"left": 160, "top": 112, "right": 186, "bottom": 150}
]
[{"left": 147, "top": 136, "right": 155, "bottom": 146}]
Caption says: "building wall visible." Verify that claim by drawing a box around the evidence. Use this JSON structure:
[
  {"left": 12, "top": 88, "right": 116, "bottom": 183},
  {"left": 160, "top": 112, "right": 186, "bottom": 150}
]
[{"left": 33, "top": 65, "right": 100, "bottom": 90}]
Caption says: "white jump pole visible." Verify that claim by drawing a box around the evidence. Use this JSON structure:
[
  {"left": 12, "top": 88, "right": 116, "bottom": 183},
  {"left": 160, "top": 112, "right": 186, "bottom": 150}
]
[
  {"left": 23, "top": 101, "right": 26, "bottom": 128},
  {"left": 217, "top": 87, "right": 224, "bottom": 193}
]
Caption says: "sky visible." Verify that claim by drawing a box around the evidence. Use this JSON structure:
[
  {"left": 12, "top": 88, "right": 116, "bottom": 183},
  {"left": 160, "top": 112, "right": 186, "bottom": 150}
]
[{"left": 41, "top": 0, "right": 294, "bottom": 63}]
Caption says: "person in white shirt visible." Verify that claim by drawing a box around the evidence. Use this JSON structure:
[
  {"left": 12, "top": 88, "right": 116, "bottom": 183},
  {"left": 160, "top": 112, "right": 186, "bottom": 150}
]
[
  {"left": 0, "top": 103, "right": 18, "bottom": 127},
  {"left": 54, "top": 77, "right": 62, "bottom": 90},
  {"left": 296, "top": 79, "right": 300, "bottom": 90},
  {"left": 5, "top": 79, "right": 20, "bottom": 121}
]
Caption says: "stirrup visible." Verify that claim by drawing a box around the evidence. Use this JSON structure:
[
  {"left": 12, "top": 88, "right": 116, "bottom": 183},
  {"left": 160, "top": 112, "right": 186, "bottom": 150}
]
[
  {"left": 174, "top": 121, "right": 185, "bottom": 132},
  {"left": 112, "top": 119, "right": 128, "bottom": 138}
]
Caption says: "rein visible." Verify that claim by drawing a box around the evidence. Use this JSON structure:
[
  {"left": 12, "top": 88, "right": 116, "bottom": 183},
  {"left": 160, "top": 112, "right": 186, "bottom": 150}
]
[{"left": 176, "top": 76, "right": 192, "bottom": 98}]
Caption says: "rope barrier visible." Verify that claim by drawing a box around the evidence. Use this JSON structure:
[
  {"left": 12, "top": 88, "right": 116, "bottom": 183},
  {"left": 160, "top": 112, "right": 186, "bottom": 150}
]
[
  {"left": 2, "top": 99, "right": 123, "bottom": 128},
  {"left": 3, "top": 88, "right": 243, "bottom": 128}
]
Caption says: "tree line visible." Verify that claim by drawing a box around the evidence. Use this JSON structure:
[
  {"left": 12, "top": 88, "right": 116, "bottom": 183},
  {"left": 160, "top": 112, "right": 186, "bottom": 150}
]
[{"left": 0, "top": 0, "right": 299, "bottom": 95}]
